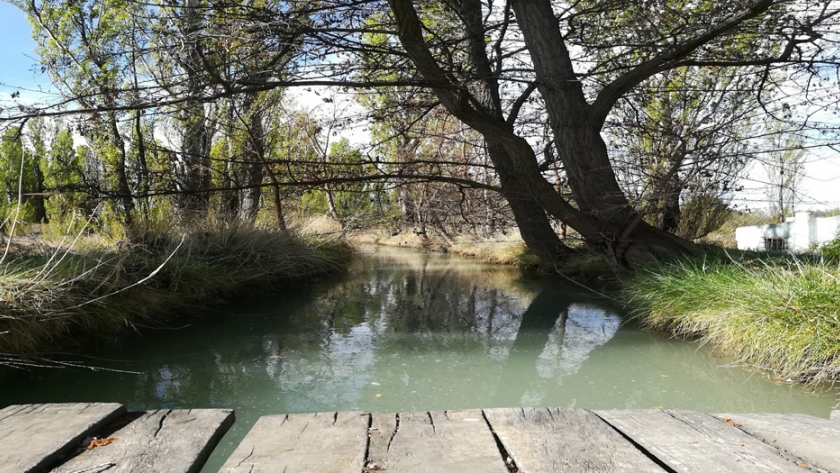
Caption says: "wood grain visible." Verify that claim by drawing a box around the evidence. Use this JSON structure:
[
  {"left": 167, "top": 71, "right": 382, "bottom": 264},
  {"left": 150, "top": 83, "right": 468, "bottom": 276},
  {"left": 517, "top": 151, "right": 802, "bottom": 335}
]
[
  {"left": 0, "top": 403, "right": 125, "bottom": 473},
  {"left": 219, "top": 411, "right": 368, "bottom": 473},
  {"left": 52, "top": 408, "right": 234, "bottom": 473},
  {"left": 368, "top": 409, "right": 505, "bottom": 472},
  {"left": 486, "top": 407, "right": 664, "bottom": 472},
  {"left": 597, "top": 409, "right": 806, "bottom": 472},
  {"left": 716, "top": 412, "right": 840, "bottom": 471}
]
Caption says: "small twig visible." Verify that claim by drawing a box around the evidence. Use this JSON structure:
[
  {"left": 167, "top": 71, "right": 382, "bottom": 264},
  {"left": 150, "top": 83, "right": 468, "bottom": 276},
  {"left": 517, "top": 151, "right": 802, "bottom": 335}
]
[{"left": 65, "top": 462, "right": 117, "bottom": 473}]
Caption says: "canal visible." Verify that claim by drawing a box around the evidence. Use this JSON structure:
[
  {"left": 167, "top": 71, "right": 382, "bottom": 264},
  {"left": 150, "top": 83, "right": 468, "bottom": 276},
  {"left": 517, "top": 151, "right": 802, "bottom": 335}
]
[{"left": 0, "top": 246, "right": 835, "bottom": 471}]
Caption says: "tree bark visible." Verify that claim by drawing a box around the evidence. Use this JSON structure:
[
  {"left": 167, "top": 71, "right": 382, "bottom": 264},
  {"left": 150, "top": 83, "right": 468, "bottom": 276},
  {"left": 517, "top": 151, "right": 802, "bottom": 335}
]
[
  {"left": 107, "top": 112, "right": 134, "bottom": 225},
  {"left": 388, "top": 0, "right": 572, "bottom": 266},
  {"left": 508, "top": 0, "right": 701, "bottom": 266},
  {"left": 177, "top": 0, "right": 211, "bottom": 219},
  {"left": 239, "top": 94, "right": 265, "bottom": 225}
]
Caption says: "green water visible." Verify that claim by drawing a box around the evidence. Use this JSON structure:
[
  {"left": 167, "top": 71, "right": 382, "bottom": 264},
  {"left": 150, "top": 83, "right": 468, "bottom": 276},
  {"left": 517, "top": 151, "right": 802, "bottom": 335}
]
[{"left": 0, "top": 246, "right": 836, "bottom": 471}]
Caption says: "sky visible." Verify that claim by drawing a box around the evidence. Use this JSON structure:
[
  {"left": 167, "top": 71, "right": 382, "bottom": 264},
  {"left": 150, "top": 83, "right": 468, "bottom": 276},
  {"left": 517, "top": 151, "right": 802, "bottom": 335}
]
[
  {"left": 0, "top": 2, "right": 55, "bottom": 107},
  {"left": 0, "top": 2, "right": 838, "bottom": 212}
]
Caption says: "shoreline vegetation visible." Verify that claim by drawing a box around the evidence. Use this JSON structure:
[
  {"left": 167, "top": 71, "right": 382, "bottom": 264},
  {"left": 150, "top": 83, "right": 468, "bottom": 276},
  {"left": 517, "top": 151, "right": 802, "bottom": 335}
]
[
  {"left": 0, "top": 220, "right": 352, "bottom": 367},
  {"left": 621, "top": 251, "right": 840, "bottom": 386}
]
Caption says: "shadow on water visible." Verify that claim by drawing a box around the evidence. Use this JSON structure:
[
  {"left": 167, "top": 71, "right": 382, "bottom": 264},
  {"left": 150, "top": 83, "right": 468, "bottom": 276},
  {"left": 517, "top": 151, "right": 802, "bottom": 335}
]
[{"left": 0, "top": 245, "right": 836, "bottom": 471}]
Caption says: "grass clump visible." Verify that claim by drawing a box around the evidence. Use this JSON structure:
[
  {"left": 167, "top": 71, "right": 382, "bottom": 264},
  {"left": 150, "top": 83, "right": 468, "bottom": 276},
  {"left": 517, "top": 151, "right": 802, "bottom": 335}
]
[
  {"left": 623, "top": 254, "right": 840, "bottom": 384},
  {"left": 0, "top": 222, "right": 351, "bottom": 362}
]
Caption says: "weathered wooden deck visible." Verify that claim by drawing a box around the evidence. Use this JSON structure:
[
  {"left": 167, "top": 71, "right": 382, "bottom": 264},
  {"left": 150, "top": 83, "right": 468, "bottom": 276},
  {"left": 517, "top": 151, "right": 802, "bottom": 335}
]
[{"left": 2, "top": 403, "right": 839, "bottom": 472}]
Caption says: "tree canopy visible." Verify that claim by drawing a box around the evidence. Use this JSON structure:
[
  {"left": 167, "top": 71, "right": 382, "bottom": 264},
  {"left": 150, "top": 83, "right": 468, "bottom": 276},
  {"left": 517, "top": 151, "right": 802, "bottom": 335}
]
[{"left": 3, "top": 0, "right": 840, "bottom": 268}]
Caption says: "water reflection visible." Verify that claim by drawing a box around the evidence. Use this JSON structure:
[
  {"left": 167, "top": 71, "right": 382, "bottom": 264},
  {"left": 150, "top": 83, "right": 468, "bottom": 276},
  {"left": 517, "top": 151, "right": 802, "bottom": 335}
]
[{"left": 0, "top": 246, "right": 835, "bottom": 472}]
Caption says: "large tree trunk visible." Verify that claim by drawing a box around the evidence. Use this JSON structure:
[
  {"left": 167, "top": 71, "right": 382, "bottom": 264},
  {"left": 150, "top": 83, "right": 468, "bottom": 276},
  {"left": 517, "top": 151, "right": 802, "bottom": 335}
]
[
  {"left": 488, "top": 143, "right": 574, "bottom": 266},
  {"left": 389, "top": 0, "right": 700, "bottom": 269},
  {"left": 179, "top": 105, "right": 211, "bottom": 217},
  {"left": 508, "top": 0, "right": 701, "bottom": 267},
  {"left": 446, "top": 0, "right": 572, "bottom": 266},
  {"left": 177, "top": 0, "right": 211, "bottom": 219}
]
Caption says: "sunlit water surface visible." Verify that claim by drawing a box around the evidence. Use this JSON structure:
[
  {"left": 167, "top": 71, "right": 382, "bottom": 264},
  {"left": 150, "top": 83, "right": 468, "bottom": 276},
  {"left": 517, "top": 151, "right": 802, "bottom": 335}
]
[{"left": 1, "top": 246, "right": 836, "bottom": 471}]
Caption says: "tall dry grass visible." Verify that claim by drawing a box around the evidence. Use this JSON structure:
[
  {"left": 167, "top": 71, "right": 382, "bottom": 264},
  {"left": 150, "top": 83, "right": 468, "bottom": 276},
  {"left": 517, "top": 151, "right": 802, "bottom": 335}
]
[{"left": 0, "top": 221, "right": 351, "bottom": 362}]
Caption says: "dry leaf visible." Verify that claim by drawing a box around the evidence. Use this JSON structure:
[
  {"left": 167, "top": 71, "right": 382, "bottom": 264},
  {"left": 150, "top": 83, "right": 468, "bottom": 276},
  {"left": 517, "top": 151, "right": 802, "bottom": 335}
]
[
  {"left": 86, "top": 437, "right": 117, "bottom": 450},
  {"left": 720, "top": 418, "right": 742, "bottom": 427}
]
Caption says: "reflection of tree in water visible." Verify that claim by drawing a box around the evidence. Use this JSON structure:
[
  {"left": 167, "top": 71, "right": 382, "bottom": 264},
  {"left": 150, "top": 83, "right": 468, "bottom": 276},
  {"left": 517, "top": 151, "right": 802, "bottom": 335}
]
[
  {"left": 134, "top": 248, "right": 624, "bottom": 412},
  {"left": 271, "top": 251, "right": 531, "bottom": 410},
  {"left": 491, "top": 287, "right": 621, "bottom": 407}
]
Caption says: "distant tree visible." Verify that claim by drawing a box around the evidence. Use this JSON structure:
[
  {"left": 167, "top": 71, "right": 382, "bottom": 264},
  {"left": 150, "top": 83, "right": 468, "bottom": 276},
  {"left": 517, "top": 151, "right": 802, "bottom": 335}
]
[
  {"left": 763, "top": 119, "right": 805, "bottom": 223},
  {"left": 40, "top": 128, "right": 91, "bottom": 229},
  {"left": 609, "top": 67, "right": 758, "bottom": 240},
  {"left": 0, "top": 127, "right": 47, "bottom": 228}
]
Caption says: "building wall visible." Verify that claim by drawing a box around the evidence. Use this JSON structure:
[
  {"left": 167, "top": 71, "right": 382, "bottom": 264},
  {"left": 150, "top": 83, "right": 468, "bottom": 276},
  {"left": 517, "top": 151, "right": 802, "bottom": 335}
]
[
  {"left": 735, "top": 212, "right": 840, "bottom": 252},
  {"left": 816, "top": 217, "right": 840, "bottom": 244}
]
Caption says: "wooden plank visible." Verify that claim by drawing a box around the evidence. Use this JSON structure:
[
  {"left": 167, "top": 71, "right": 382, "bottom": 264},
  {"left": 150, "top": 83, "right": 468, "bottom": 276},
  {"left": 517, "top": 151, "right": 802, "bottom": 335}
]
[
  {"left": 52, "top": 409, "right": 234, "bottom": 473},
  {"left": 219, "top": 411, "right": 368, "bottom": 473},
  {"left": 715, "top": 412, "right": 840, "bottom": 471},
  {"left": 367, "top": 410, "right": 505, "bottom": 472},
  {"left": 0, "top": 403, "right": 125, "bottom": 473},
  {"left": 596, "top": 409, "right": 806, "bottom": 472},
  {"left": 484, "top": 407, "right": 663, "bottom": 472}
]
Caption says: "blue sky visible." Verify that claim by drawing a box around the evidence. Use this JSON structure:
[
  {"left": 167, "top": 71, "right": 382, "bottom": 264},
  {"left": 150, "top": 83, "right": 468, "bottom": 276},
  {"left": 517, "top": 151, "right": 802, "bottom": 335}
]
[{"left": 0, "top": 2, "right": 52, "bottom": 100}]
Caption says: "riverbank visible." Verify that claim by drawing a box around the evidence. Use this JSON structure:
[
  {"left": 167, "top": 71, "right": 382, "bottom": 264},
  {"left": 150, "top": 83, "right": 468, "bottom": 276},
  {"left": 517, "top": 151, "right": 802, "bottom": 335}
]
[
  {"left": 0, "top": 223, "right": 351, "bottom": 365},
  {"left": 622, "top": 252, "right": 840, "bottom": 385},
  {"left": 348, "top": 228, "right": 609, "bottom": 280}
]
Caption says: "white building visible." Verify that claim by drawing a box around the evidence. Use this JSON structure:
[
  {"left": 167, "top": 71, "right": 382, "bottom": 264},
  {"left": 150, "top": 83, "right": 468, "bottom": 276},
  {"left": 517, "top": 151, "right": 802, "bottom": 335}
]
[{"left": 735, "top": 212, "right": 840, "bottom": 252}]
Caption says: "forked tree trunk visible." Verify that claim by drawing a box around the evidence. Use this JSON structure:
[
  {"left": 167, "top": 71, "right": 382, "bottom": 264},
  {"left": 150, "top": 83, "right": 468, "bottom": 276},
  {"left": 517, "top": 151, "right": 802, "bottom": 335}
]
[
  {"left": 508, "top": 0, "right": 701, "bottom": 267},
  {"left": 389, "top": 0, "right": 701, "bottom": 269}
]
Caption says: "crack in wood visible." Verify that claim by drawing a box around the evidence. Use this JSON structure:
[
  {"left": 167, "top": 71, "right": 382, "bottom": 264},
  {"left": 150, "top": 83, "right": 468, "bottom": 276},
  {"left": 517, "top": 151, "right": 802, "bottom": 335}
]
[
  {"left": 63, "top": 461, "right": 116, "bottom": 473},
  {"left": 152, "top": 410, "right": 171, "bottom": 438},
  {"left": 427, "top": 412, "right": 436, "bottom": 435},
  {"left": 235, "top": 446, "right": 255, "bottom": 468},
  {"left": 481, "top": 409, "right": 521, "bottom": 473},
  {"left": 593, "top": 411, "right": 679, "bottom": 473},
  {"left": 361, "top": 413, "right": 373, "bottom": 473},
  {"left": 386, "top": 413, "right": 400, "bottom": 453},
  {"left": 297, "top": 421, "right": 309, "bottom": 440},
  {"left": 333, "top": 412, "right": 338, "bottom": 426}
]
